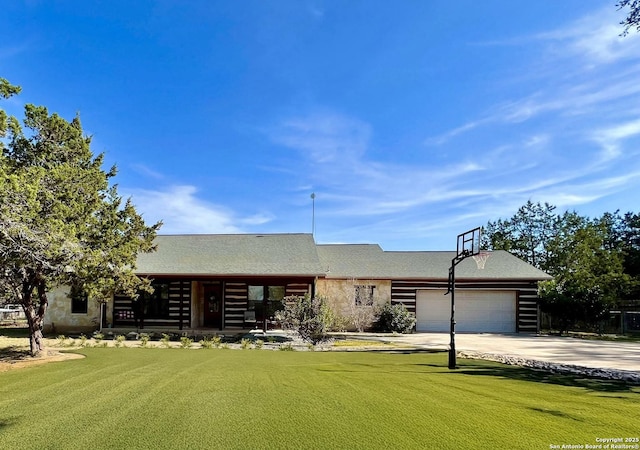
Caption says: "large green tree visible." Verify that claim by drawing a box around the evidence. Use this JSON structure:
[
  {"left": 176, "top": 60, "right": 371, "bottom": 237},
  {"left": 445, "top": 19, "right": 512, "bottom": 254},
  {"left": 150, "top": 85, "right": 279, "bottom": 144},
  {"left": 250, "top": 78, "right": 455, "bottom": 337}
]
[
  {"left": 482, "top": 201, "right": 557, "bottom": 272},
  {"left": 484, "top": 202, "right": 633, "bottom": 332},
  {"left": 0, "top": 78, "right": 160, "bottom": 355},
  {"left": 539, "top": 219, "right": 630, "bottom": 333},
  {"left": 597, "top": 211, "right": 640, "bottom": 300}
]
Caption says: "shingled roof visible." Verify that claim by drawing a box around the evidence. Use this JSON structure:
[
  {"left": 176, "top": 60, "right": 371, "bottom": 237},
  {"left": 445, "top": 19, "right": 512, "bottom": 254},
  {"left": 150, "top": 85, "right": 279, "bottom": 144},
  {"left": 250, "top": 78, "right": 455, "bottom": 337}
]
[
  {"left": 316, "top": 244, "right": 552, "bottom": 281},
  {"left": 135, "top": 234, "right": 551, "bottom": 281},
  {"left": 136, "top": 234, "right": 324, "bottom": 277}
]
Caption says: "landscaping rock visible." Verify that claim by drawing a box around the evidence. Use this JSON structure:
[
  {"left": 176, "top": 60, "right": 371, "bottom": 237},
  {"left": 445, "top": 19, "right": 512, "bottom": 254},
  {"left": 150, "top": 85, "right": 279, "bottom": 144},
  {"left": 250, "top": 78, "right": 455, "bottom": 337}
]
[{"left": 458, "top": 351, "right": 640, "bottom": 384}]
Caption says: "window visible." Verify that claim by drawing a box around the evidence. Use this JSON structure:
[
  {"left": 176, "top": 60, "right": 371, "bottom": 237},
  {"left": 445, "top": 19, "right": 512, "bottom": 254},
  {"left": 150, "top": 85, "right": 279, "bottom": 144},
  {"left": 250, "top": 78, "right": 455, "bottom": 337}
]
[
  {"left": 248, "top": 285, "right": 285, "bottom": 305},
  {"left": 354, "top": 285, "right": 375, "bottom": 307},
  {"left": 140, "top": 282, "right": 170, "bottom": 319},
  {"left": 70, "top": 284, "right": 88, "bottom": 314},
  {"left": 267, "top": 286, "right": 285, "bottom": 301},
  {"left": 247, "top": 285, "right": 286, "bottom": 318},
  {"left": 248, "top": 285, "right": 264, "bottom": 302}
]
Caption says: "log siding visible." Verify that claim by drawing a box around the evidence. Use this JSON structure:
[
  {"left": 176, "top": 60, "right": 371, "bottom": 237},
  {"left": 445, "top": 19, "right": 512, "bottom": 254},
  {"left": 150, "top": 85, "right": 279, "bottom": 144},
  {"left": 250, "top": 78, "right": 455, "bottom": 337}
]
[
  {"left": 113, "top": 279, "right": 191, "bottom": 328},
  {"left": 223, "top": 281, "right": 313, "bottom": 329}
]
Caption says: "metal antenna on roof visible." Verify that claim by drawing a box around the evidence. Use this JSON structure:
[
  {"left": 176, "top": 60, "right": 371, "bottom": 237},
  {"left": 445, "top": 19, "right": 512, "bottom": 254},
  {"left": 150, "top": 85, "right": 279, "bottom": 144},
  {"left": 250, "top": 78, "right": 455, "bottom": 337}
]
[{"left": 311, "top": 193, "right": 316, "bottom": 238}]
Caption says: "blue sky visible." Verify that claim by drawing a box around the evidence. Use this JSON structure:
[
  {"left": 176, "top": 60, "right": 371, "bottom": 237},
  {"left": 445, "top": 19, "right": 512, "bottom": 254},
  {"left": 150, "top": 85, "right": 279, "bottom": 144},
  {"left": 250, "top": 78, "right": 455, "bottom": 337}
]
[{"left": 2, "top": 1, "right": 640, "bottom": 250}]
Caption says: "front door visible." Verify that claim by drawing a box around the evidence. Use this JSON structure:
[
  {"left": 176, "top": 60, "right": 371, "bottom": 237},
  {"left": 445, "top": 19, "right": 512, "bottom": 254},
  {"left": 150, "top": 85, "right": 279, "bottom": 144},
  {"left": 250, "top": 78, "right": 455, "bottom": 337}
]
[{"left": 203, "top": 283, "right": 222, "bottom": 329}]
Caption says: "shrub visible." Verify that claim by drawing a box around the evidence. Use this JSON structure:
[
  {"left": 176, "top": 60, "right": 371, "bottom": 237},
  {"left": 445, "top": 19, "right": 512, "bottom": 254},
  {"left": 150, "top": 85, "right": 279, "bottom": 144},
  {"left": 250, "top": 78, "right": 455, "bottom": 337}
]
[
  {"left": 139, "top": 333, "right": 150, "bottom": 348},
  {"left": 375, "top": 303, "right": 416, "bottom": 334},
  {"left": 160, "top": 333, "right": 172, "bottom": 348},
  {"left": 329, "top": 314, "right": 350, "bottom": 332},
  {"left": 349, "top": 306, "right": 376, "bottom": 332},
  {"left": 254, "top": 339, "right": 264, "bottom": 349},
  {"left": 180, "top": 337, "right": 193, "bottom": 349},
  {"left": 93, "top": 332, "right": 104, "bottom": 343},
  {"left": 240, "top": 338, "right": 252, "bottom": 350},
  {"left": 114, "top": 335, "right": 126, "bottom": 348},
  {"left": 199, "top": 336, "right": 214, "bottom": 349},
  {"left": 79, "top": 334, "right": 88, "bottom": 348},
  {"left": 279, "top": 342, "right": 295, "bottom": 351},
  {"left": 56, "top": 335, "right": 67, "bottom": 347},
  {"left": 275, "top": 295, "right": 332, "bottom": 344}
]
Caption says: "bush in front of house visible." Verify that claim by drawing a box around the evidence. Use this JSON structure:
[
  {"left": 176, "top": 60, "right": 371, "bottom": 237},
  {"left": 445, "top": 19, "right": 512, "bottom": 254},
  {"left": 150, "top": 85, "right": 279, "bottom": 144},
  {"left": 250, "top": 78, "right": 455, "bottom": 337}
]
[
  {"left": 275, "top": 295, "right": 332, "bottom": 344},
  {"left": 375, "top": 303, "right": 416, "bottom": 334}
]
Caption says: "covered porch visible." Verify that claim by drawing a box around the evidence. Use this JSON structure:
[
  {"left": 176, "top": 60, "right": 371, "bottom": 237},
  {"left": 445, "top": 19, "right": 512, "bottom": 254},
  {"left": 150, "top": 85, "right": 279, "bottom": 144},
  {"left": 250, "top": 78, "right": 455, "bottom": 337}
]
[{"left": 109, "top": 277, "right": 313, "bottom": 332}]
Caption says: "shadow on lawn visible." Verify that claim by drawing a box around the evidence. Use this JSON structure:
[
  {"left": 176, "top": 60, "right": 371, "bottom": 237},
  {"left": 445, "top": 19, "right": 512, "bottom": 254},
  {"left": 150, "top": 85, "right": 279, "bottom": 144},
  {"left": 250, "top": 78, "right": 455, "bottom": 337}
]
[
  {"left": 0, "top": 346, "right": 32, "bottom": 363},
  {"left": 453, "top": 361, "right": 640, "bottom": 394},
  {"left": 0, "top": 326, "right": 29, "bottom": 339},
  {"left": 0, "top": 417, "right": 21, "bottom": 432}
]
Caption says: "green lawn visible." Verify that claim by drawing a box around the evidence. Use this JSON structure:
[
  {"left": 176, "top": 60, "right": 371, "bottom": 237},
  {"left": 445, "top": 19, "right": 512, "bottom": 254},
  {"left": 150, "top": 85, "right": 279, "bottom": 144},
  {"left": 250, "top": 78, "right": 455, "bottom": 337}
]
[{"left": 1, "top": 348, "right": 638, "bottom": 450}]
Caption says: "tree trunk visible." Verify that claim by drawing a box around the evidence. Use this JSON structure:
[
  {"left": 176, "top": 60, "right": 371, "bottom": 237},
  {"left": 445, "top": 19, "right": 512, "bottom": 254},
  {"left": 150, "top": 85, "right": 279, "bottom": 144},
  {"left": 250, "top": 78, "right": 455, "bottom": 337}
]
[
  {"left": 29, "top": 326, "right": 45, "bottom": 356},
  {"left": 25, "top": 304, "right": 45, "bottom": 356},
  {"left": 24, "top": 277, "right": 49, "bottom": 357}
]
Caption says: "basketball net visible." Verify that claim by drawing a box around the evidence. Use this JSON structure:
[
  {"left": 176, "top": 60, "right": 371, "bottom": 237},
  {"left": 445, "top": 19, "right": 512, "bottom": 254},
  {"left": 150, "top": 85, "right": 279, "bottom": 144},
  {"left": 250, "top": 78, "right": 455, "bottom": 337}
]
[{"left": 472, "top": 251, "right": 490, "bottom": 269}]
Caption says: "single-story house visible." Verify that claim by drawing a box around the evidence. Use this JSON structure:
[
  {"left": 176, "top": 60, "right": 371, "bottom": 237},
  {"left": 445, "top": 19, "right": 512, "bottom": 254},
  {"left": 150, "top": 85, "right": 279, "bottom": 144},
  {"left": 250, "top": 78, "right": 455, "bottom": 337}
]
[{"left": 44, "top": 233, "right": 551, "bottom": 334}]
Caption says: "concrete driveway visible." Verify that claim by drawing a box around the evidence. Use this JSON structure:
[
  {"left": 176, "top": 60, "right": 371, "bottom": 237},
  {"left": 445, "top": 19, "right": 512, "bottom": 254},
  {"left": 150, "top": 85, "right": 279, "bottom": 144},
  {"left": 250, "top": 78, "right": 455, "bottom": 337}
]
[{"left": 378, "top": 333, "right": 640, "bottom": 373}]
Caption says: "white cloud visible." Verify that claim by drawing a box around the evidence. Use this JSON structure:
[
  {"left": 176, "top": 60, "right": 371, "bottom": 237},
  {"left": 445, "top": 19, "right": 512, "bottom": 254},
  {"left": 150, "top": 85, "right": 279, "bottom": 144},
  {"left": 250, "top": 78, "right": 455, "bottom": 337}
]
[
  {"left": 130, "top": 164, "right": 165, "bottom": 180},
  {"left": 590, "top": 118, "right": 640, "bottom": 161},
  {"left": 523, "top": 134, "right": 550, "bottom": 148},
  {"left": 127, "top": 185, "right": 248, "bottom": 234},
  {"left": 270, "top": 112, "right": 371, "bottom": 163},
  {"left": 424, "top": 119, "right": 485, "bottom": 146},
  {"left": 536, "top": 8, "right": 640, "bottom": 64},
  {"left": 0, "top": 41, "right": 32, "bottom": 60},
  {"left": 594, "top": 118, "right": 640, "bottom": 141}
]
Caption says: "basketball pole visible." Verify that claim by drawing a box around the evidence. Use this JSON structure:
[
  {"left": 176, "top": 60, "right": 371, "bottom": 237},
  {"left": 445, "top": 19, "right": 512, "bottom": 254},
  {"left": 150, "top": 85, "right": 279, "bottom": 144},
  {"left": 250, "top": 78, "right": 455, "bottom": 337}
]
[
  {"left": 447, "top": 253, "right": 466, "bottom": 370},
  {"left": 446, "top": 226, "right": 482, "bottom": 370},
  {"left": 448, "top": 262, "right": 457, "bottom": 370}
]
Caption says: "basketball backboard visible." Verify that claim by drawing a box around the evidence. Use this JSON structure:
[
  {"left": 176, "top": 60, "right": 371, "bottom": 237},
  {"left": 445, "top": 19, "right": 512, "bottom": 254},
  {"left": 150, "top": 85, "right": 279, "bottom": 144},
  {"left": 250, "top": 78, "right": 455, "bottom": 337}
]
[{"left": 456, "top": 227, "right": 481, "bottom": 260}]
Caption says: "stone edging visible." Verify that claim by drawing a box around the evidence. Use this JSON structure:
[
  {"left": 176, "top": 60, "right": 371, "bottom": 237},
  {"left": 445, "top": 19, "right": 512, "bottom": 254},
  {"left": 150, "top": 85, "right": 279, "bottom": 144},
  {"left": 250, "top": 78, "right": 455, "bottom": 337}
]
[{"left": 458, "top": 351, "right": 640, "bottom": 384}]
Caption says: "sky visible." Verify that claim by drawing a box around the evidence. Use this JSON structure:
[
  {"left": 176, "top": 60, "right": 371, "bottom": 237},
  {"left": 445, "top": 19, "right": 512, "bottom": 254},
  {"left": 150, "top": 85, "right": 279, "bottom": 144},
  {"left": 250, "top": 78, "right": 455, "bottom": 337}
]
[{"left": 2, "top": 1, "right": 640, "bottom": 250}]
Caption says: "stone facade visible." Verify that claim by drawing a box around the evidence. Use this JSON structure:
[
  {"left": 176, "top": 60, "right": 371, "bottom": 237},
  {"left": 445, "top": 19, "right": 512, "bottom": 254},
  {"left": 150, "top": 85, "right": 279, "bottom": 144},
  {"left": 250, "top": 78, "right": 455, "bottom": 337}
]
[
  {"left": 44, "top": 286, "right": 105, "bottom": 334},
  {"left": 316, "top": 279, "right": 391, "bottom": 331}
]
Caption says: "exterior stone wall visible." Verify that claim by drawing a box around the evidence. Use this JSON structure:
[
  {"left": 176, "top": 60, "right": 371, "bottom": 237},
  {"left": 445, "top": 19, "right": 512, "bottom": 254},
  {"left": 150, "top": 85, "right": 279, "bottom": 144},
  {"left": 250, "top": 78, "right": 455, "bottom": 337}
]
[
  {"left": 316, "top": 279, "right": 391, "bottom": 331},
  {"left": 44, "top": 286, "right": 102, "bottom": 334}
]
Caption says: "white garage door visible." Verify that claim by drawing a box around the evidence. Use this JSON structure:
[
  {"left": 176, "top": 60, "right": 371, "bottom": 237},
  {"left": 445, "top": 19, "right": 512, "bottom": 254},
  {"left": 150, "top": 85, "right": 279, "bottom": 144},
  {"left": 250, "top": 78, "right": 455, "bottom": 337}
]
[{"left": 416, "top": 290, "right": 516, "bottom": 333}]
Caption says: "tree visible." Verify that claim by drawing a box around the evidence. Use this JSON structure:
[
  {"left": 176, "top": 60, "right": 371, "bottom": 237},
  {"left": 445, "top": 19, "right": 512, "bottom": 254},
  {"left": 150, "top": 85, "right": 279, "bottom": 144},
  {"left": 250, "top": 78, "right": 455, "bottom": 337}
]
[
  {"left": 483, "top": 201, "right": 557, "bottom": 271},
  {"left": 540, "top": 220, "right": 630, "bottom": 332},
  {"left": 618, "top": 0, "right": 640, "bottom": 36},
  {"left": 618, "top": 212, "right": 640, "bottom": 298},
  {"left": 484, "top": 202, "right": 633, "bottom": 332},
  {"left": 0, "top": 79, "right": 161, "bottom": 355}
]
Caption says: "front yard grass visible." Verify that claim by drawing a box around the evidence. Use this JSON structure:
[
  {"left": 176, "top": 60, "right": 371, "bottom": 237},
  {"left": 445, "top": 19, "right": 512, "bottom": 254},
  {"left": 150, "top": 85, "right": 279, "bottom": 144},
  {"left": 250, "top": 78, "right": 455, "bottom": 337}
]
[{"left": 0, "top": 348, "right": 638, "bottom": 450}]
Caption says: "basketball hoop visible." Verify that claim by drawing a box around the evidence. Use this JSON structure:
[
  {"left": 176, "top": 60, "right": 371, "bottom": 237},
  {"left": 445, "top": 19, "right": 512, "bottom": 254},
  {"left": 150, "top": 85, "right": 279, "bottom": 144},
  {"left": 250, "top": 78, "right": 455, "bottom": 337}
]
[{"left": 472, "top": 251, "right": 490, "bottom": 269}]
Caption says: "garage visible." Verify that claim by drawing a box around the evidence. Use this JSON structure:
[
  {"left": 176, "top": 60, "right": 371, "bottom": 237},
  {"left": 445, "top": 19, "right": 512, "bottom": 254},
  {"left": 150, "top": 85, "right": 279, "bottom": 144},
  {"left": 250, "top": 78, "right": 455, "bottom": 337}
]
[{"left": 416, "top": 290, "right": 516, "bottom": 333}]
